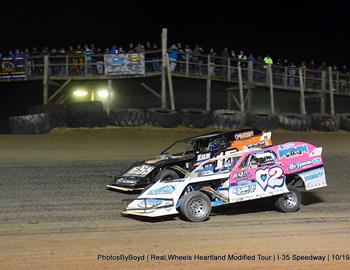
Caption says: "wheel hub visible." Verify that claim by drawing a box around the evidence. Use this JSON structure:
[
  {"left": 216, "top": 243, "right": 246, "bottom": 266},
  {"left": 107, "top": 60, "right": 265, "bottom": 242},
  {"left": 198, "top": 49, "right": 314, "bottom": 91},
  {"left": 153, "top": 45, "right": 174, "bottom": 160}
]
[
  {"left": 282, "top": 192, "right": 297, "bottom": 208},
  {"left": 189, "top": 198, "right": 207, "bottom": 217}
]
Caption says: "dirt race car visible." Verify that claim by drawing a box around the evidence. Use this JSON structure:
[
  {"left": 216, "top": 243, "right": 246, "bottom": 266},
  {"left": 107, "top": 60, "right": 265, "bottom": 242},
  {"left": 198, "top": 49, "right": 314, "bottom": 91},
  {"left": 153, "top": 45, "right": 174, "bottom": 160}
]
[
  {"left": 123, "top": 141, "right": 327, "bottom": 221},
  {"left": 106, "top": 129, "right": 272, "bottom": 192}
]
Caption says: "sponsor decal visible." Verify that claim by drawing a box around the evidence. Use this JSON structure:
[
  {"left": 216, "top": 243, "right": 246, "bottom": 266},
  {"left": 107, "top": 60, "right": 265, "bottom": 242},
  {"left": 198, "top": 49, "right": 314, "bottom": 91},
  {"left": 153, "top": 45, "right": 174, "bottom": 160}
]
[
  {"left": 303, "top": 169, "right": 324, "bottom": 181},
  {"left": 148, "top": 185, "right": 175, "bottom": 195},
  {"left": 298, "top": 167, "right": 327, "bottom": 190},
  {"left": 242, "top": 141, "right": 268, "bottom": 150},
  {"left": 233, "top": 170, "right": 249, "bottom": 181},
  {"left": 197, "top": 153, "right": 211, "bottom": 161},
  {"left": 234, "top": 131, "right": 254, "bottom": 140},
  {"left": 288, "top": 158, "right": 321, "bottom": 171},
  {"left": 255, "top": 167, "right": 285, "bottom": 191},
  {"left": 231, "top": 180, "right": 256, "bottom": 195},
  {"left": 123, "top": 165, "right": 154, "bottom": 177},
  {"left": 278, "top": 144, "right": 308, "bottom": 159}
]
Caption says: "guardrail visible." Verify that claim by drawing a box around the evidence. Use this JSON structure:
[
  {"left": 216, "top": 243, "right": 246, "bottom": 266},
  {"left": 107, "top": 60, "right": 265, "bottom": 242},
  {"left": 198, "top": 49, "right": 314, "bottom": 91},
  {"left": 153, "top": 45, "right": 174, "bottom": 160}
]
[{"left": 12, "top": 51, "right": 349, "bottom": 96}]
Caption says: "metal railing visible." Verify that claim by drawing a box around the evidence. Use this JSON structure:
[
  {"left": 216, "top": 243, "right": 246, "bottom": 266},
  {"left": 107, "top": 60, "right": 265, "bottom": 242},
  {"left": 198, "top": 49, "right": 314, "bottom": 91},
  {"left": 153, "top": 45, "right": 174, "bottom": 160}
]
[{"left": 5, "top": 50, "right": 350, "bottom": 96}]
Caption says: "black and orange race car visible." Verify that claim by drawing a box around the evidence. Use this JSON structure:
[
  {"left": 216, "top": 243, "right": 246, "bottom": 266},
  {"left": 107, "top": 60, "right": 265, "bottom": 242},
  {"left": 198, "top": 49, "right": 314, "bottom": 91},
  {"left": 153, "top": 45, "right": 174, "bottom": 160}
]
[{"left": 106, "top": 129, "right": 272, "bottom": 192}]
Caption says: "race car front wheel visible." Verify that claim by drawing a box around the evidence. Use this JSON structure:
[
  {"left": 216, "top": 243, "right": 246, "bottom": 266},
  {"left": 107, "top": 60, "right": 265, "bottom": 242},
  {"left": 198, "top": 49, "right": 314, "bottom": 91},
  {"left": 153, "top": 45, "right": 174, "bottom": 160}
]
[
  {"left": 275, "top": 185, "right": 301, "bottom": 212},
  {"left": 180, "top": 191, "right": 212, "bottom": 222}
]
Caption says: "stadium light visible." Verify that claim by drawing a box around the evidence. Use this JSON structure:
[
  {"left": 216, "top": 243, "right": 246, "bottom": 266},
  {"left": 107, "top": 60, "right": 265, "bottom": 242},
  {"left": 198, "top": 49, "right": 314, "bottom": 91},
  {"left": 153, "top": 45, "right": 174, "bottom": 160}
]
[
  {"left": 73, "top": 89, "right": 88, "bottom": 97},
  {"left": 97, "top": 89, "right": 109, "bottom": 98}
]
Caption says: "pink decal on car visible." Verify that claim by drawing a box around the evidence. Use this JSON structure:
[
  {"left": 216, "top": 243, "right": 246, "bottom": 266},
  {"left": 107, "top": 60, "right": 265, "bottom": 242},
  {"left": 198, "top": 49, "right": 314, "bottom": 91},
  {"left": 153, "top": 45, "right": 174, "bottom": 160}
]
[{"left": 255, "top": 166, "right": 285, "bottom": 191}]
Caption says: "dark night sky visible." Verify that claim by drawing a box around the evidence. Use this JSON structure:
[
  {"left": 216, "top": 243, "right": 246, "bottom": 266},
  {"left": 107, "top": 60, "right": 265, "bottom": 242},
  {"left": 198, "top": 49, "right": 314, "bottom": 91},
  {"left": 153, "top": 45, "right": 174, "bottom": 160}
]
[{"left": 1, "top": 1, "right": 348, "bottom": 66}]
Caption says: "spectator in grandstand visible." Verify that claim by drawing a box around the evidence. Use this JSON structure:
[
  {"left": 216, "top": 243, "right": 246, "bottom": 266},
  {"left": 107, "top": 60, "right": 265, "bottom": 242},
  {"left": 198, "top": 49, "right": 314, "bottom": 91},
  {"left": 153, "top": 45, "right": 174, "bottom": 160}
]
[
  {"left": 247, "top": 54, "right": 255, "bottom": 62},
  {"left": 128, "top": 43, "right": 135, "bottom": 53},
  {"left": 135, "top": 43, "right": 144, "bottom": 53},
  {"left": 185, "top": 44, "right": 192, "bottom": 63},
  {"left": 192, "top": 45, "right": 201, "bottom": 73},
  {"left": 110, "top": 45, "right": 118, "bottom": 54},
  {"left": 341, "top": 65, "right": 348, "bottom": 74},
  {"left": 230, "top": 50, "right": 237, "bottom": 59},
  {"left": 178, "top": 43, "right": 186, "bottom": 73},
  {"left": 90, "top": 44, "right": 96, "bottom": 54},
  {"left": 263, "top": 54, "right": 273, "bottom": 66},
  {"left": 168, "top": 44, "right": 178, "bottom": 72},
  {"left": 318, "top": 61, "right": 328, "bottom": 71},
  {"left": 238, "top": 50, "right": 247, "bottom": 61},
  {"left": 208, "top": 48, "right": 216, "bottom": 75},
  {"left": 309, "top": 60, "right": 316, "bottom": 70},
  {"left": 288, "top": 62, "right": 297, "bottom": 87},
  {"left": 152, "top": 43, "right": 161, "bottom": 72},
  {"left": 220, "top": 48, "right": 230, "bottom": 76},
  {"left": 84, "top": 45, "right": 93, "bottom": 75},
  {"left": 145, "top": 42, "right": 153, "bottom": 72},
  {"left": 118, "top": 47, "right": 125, "bottom": 54}
]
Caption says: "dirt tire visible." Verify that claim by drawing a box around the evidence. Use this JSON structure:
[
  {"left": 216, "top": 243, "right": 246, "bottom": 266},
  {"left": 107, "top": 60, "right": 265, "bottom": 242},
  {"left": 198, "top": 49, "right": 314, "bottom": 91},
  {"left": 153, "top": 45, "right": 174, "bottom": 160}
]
[
  {"left": 109, "top": 108, "right": 145, "bottom": 126},
  {"left": 66, "top": 101, "right": 107, "bottom": 128},
  {"left": 339, "top": 113, "right": 350, "bottom": 131},
  {"left": 180, "top": 108, "right": 213, "bottom": 128},
  {"left": 9, "top": 113, "right": 51, "bottom": 134},
  {"left": 310, "top": 113, "right": 340, "bottom": 131},
  {"left": 153, "top": 169, "right": 180, "bottom": 182},
  {"left": 29, "top": 104, "right": 68, "bottom": 128},
  {"left": 180, "top": 191, "right": 212, "bottom": 222},
  {"left": 246, "top": 113, "right": 279, "bottom": 130},
  {"left": 213, "top": 110, "right": 245, "bottom": 129},
  {"left": 147, "top": 108, "right": 180, "bottom": 128},
  {"left": 278, "top": 113, "right": 311, "bottom": 131},
  {"left": 274, "top": 185, "right": 301, "bottom": 212}
]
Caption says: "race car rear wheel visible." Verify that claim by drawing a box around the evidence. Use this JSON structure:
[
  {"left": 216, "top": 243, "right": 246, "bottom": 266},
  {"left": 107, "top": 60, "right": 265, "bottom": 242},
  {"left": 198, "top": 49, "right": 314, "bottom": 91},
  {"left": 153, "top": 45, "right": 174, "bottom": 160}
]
[
  {"left": 275, "top": 185, "right": 301, "bottom": 212},
  {"left": 154, "top": 169, "right": 179, "bottom": 182},
  {"left": 180, "top": 191, "right": 212, "bottom": 222}
]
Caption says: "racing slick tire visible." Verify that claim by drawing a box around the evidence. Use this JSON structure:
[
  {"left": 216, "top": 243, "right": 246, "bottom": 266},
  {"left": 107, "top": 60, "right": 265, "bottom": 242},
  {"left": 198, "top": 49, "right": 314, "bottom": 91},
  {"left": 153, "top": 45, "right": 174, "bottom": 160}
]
[
  {"left": 310, "top": 113, "right": 340, "bottom": 132},
  {"left": 180, "top": 108, "right": 213, "bottom": 128},
  {"left": 109, "top": 108, "right": 145, "bottom": 126},
  {"left": 246, "top": 113, "right": 279, "bottom": 130},
  {"left": 66, "top": 101, "right": 108, "bottom": 128},
  {"left": 274, "top": 185, "right": 301, "bottom": 213},
  {"left": 278, "top": 113, "right": 311, "bottom": 131},
  {"left": 147, "top": 108, "right": 180, "bottom": 128},
  {"left": 339, "top": 113, "right": 350, "bottom": 131},
  {"left": 154, "top": 169, "right": 180, "bottom": 182},
  {"left": 213, "top": 110, "right": 245, "bottom": 129},
  {"left": 9, "top": 113, "right": 51, "bottom": 134},
  {"left": 29, "top": 104, "right": 68, "bottom": 128},
  {"left": 180, "top": 191, "right": 212, "bottom": 222}
]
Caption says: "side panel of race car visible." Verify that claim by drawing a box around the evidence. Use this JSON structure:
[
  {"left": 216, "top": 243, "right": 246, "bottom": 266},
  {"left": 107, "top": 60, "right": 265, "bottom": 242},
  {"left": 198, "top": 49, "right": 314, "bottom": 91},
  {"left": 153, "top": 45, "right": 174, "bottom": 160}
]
[
  {"left": 124, "top": 173, "right": 230, "bottom": 217},
  {"left": 123, "top": 142, "right": 326, "bottom": 218},
  {"left": 228, "top": 142, "right": 326, "bottom": 203}
]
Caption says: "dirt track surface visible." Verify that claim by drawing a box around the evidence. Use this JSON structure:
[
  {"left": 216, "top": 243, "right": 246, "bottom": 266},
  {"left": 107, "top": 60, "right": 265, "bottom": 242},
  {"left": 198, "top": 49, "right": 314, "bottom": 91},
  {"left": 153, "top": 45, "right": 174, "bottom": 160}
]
[{"left": 0, "top": 127, "right": 349, "bottom": 270}]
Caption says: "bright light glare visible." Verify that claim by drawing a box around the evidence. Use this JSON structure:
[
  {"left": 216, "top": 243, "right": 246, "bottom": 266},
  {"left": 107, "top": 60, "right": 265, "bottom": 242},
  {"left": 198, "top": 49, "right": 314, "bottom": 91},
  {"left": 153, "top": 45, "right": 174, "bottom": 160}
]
[
  {"left": 97, "top": 89, "right": 109, "bottom": 98},
  {"left": 73, "top": 89, "right": 88, "bottom": 97}
]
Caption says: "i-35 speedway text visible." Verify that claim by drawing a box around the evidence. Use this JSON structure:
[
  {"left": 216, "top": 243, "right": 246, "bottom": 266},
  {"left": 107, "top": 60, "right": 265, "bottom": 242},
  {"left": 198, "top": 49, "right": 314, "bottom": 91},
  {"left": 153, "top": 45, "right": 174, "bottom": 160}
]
[{"left": 123, "top": 141, "right": 327, "bottom": 222}]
